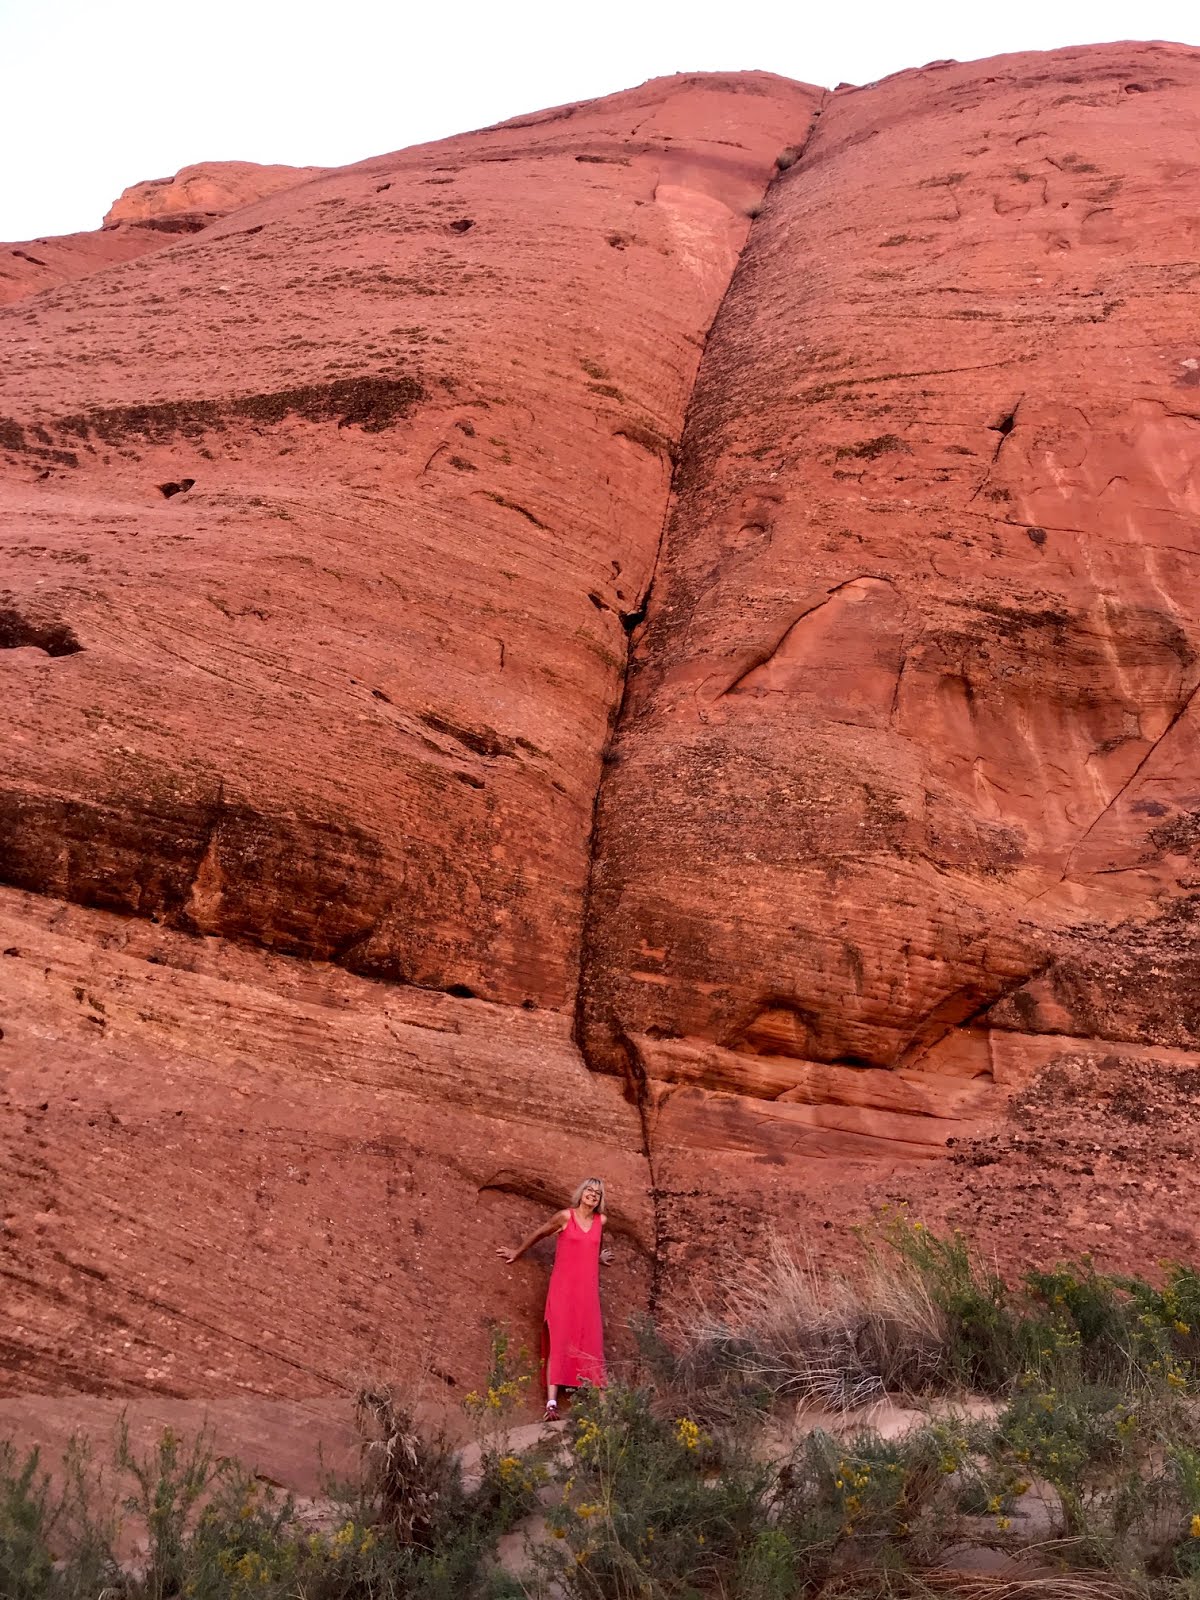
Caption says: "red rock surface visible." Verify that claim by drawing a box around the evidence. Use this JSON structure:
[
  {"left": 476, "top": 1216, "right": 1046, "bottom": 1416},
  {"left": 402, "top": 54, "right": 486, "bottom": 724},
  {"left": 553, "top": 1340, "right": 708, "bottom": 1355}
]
[
  {"left": 103, "top": 160, "right": 325, "bottom": 226},
  {"left": 0, "top": 228, "right": 172, "bottom": 309},
  {"left": 577, "top": 40, "right": 1200, "bottom": 1299},
  {"left": 0, "top": 887, "right": 649, "bottom": 1396},
  {"left": 0, "top": 72, "right": 820, "bottom": 1415},
  {"left": 4, "top": 48, "right": 1200, "bottom": 1474},
  {"left": 0, "top": 71, "right": 819, "bottom": 1009},
  {"left": 1, "top": 163, "right": 326, "bottom": 310}
]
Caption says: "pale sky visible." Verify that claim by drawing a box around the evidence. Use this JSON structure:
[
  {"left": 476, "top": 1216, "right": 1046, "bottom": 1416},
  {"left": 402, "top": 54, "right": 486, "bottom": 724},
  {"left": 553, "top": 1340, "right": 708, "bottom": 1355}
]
[{"left": 2, "top": 0, "right": 1197, "bottom": 241}]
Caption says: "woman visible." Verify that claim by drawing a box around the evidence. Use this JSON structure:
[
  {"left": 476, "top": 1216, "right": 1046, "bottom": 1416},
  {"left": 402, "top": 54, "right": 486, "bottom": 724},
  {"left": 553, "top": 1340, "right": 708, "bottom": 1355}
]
[{"left": 497, "top": 1177, "right": 612, "bottom": 1421}]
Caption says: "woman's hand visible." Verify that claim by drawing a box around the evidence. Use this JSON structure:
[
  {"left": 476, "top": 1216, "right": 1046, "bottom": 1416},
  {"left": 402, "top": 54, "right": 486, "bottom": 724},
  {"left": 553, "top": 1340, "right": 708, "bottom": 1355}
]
[
  {"left": 600, "top": 1248, "right": 614, "bottom": 1265},
  {"left": 497, "top": 1246, "right": 520, "bottom": 1264}
]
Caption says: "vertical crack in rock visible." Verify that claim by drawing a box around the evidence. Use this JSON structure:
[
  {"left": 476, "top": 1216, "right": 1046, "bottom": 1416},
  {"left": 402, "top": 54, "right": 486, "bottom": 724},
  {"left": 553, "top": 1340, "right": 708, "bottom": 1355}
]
[
  {"left": 571, "top": 94, "right": 830, "bottom": 1311},
  {"left": 1060, "top": 675, "right": 1200, "bottom": 878}
]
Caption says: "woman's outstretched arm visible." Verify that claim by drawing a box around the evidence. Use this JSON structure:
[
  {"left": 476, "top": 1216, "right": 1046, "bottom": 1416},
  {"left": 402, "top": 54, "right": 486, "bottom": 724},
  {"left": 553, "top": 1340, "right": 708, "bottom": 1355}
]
[{"left": 496, "top": 1209, "right": 570, "bottom": 1264}]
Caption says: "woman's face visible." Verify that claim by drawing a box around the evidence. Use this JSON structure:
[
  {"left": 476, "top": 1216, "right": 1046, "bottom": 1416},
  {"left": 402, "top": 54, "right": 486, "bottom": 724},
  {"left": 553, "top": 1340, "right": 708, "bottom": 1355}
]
[{"left": 580, "top": 1183, "right": 601, "bottom": 1211}]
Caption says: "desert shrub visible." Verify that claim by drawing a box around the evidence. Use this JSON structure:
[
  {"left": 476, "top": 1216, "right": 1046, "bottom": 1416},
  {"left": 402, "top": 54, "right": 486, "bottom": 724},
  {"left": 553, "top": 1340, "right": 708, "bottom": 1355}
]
[
  {"left": 462, "top": 1325, "right": 547, "bottom": 1535},
  {"left": 116, "top": 1420, "right": 222, "bottom": 1599},
  {"left": 540, "top": 1383, "right": 773, "bottom": 1599},
  {"left": 0, "top": 1438, "right": 121, "bottom": 1600},
  {"left": 0, "top": 1445, "right": 55, "bottom": 1600},
  {"left": 664, "top": 1220, "right": 1200, "bottom": 1418},
  {"left": 355, "top": 1383, "right": 464, "bottom": 1547},
  {"left": 885, "top": 1220, "right": 1025, "bottom": 1392},
  {"left": 652, "top": 1229, "right": 952, "bottom": 1423}
]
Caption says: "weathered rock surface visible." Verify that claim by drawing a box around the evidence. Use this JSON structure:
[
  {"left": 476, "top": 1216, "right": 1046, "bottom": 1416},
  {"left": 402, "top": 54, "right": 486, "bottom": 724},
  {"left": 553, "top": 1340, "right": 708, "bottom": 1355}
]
[
  {"left": 0, "top": 227, "right": 173, "bottom": 309},
  {"left": 1, "top": 163, "right": 327, "bottom": 310},
  {"left": 581, "top": 40, "right": 1200, "bottom": 1150},
  {"left": 103, "top": 161, "right": 325, "bottom": 227},
  {"left": 0, "top": 72, "right": 820, "bottom": 1409},
  {"left": 4, "top": 48, "right": 1200, "bottom": 1460},
  {"left": 0, "top": 884, "right": 650, "bottom": 1396},
  {"left": 0, "top": 70, "right": 820, "bottom": 1010}
]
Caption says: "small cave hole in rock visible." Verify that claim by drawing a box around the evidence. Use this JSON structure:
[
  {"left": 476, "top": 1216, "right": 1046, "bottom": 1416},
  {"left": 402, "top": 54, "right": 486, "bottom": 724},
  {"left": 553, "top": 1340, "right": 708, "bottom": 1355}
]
[
  {"left": 587, "top": 592, "right": 607, "bottom": 611},
  {"left": 449, "top": 218, "right": 474, "bottom": 233},
  {"left": 370, "top": 687, "right": 392, "bottom": 703},
  {"left": 989, "top": 409, "right": 1017, "bottom": 436},
  {"left": 1028, "top": 526, "right": 1047, "bottom": 546},
  {"left": 0, "top": 607, "right": 82, "bottom": 657},
  {"left": 446, "top": 983, "right": 476, "bottom": 999},
  {"left": 158, "top": 478, "right": 195, "bottom": 498},
  {"left": 1124, "top": 82, "right": 1147, "bottom": 93},
  {"left": 376, "top": 183, "right": 392, "bottom": 192}
]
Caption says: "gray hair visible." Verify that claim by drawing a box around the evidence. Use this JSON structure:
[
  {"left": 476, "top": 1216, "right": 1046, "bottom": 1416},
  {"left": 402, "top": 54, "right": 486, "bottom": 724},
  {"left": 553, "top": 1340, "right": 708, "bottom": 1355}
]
[{"left": 571, "top": 1176, "right": 606, "bottom": 1211}]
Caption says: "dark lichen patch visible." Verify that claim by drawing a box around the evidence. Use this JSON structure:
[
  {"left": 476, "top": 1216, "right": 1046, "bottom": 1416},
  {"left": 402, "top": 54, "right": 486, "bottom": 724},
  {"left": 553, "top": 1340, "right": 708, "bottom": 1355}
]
[
  {"left": 418, "top": 711, "right": 517, "bottom": 760},
  {"left": 575, "top": 153, "right": 630, "bottom": 166},
  {"left": 49, "top": 372, "right": 425, "bottom": 447},
  {"left": 834, "top": 433, "right": 909, "bottom": 460},
  {"left": 0, "top": 602, "right": 82, "bottom": 657},
  {"left": 1150, "top": 810, "right": 1200, "bottom": 858},
  {"left": 613, "top": 421, "right": 677, "bottom": 462},
  {"left": 0, "top": 414, "right": 78, "bottom": 468}
]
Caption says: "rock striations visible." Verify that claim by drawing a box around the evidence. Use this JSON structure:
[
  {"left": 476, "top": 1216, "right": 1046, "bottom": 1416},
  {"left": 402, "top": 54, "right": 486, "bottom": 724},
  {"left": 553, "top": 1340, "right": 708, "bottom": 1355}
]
[
  {"left": 1, "top": 162, "right": 328, "bottom": 309},
  {"left": 2, "top": 47, "right": 1200, "bottom": 1430}
]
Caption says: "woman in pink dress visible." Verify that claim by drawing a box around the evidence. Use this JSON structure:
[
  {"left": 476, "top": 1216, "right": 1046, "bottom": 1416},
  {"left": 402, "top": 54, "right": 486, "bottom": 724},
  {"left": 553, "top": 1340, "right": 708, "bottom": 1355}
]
[{"left": 497, "top": 1177, "right": 611, "bottom": 1421}]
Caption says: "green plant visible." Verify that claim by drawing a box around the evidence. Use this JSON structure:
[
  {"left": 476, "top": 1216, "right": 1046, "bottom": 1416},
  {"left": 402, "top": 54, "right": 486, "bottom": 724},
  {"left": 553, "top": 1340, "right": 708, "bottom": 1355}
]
[
  {"left": 116, "top": 1421, "right": 220, "bottom": 1600},
  {"left": 0, "top": 1445, "right": 54, "bottom": 1600},
  {"left": 540, "top": 1384, "right": 772, "bottom": 1599}
]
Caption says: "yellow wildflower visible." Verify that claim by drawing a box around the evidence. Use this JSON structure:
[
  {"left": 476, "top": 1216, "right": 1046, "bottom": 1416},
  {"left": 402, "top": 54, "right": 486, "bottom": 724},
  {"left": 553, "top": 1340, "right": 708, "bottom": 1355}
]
[
  {"left": 675, "top": 1417, "right": 702, "bottom": 1451},
  {"left": 1191, "top": 1513, "right": 1200, "bottom": 1539}
]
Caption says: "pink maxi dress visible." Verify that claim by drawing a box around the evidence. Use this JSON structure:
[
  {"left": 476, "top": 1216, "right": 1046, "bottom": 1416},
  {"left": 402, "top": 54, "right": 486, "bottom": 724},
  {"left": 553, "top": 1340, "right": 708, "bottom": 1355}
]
[{"left": 542, "top": 1210, "right": 607, "bottom": 1389}]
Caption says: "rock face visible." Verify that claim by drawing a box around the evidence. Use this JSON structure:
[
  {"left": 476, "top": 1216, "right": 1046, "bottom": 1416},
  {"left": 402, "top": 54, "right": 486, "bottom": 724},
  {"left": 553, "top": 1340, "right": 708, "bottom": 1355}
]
[
  {"left": 0, "top": 72, "right": 822, "bottom": 1397},
  {"left": 102, "top": 161, "right": 325, "bottom": 227},
  {"left": 1, "top": 163, "right": 326, "bottom": 310},
  {"left": 1, "top": 228, "right": 173, "bottom": 309},
  {"left": 574, "top": 41, "right": 1200, "bottom": 1301},
  {"left": 3, "top": 48, "right": 1200, "bottom": 1428}
]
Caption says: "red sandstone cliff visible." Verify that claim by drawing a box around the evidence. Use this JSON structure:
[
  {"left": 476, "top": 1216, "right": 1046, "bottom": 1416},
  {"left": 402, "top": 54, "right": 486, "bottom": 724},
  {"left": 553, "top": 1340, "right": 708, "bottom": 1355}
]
[
  {"left": 2, "top": 162, "right": 327, "bottom": 310},
  {"left": 577, "top": 42, "right": 1200, "bottom": 1300},
  {"left": 103, "top": 161, "right": 325, "bottom": 227},
  {"left": 0, "top": 72, "right": 821, "bottom": 1414},
  {"left": 2, "top": 49, "right": 1199, "bottom": 1454}
]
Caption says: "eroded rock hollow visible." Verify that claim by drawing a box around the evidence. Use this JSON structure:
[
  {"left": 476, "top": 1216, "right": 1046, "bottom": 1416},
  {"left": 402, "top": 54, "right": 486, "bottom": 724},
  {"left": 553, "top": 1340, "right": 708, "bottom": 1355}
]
[{"left": 2, "top": 47, "right": 1199, "bottom": 1450}]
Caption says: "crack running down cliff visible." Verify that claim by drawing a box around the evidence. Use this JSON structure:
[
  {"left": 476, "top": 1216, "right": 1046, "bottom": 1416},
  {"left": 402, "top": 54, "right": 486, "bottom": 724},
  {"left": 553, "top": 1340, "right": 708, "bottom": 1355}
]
[{"left": 570, "top": 90, "right": 832, "bottom": 1312}]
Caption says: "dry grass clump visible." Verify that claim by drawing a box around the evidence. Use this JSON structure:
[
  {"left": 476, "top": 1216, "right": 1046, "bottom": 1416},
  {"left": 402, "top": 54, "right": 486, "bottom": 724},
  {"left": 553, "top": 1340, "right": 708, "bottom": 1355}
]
[
  {"left": 353, "top": 1383, "right": 462, "bottom": 1546},
  {"left": 654, "top": 1230, "right": 951, "bottom": 1420},
  {"left": 818, "top": 1576, "right": 1132, "bottom": 1599}
]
